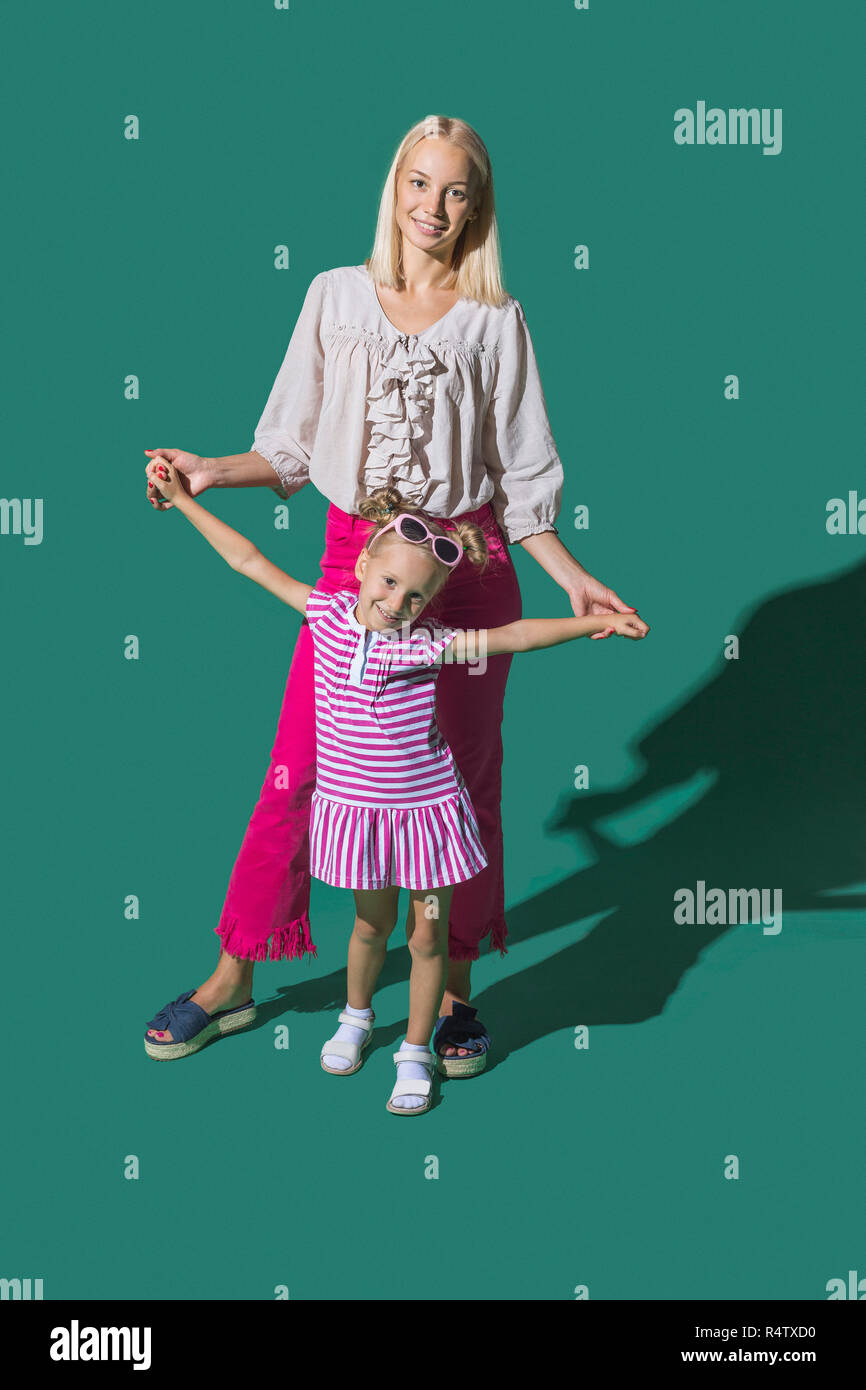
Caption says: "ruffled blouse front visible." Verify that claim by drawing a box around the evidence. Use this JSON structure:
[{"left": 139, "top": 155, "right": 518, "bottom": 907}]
[
  {"left": 250, "top": 263, "right": 564, "bottom": 545},
  {"left": 365, "top": 333, "right": 439, "bottom": 495}
]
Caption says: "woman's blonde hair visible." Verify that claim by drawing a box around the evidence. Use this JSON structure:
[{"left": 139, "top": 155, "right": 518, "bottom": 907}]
[
  {"left": 358, "top": 485, "right": 490, "bottom": 588},
  {"left": 365, "top": 114, "right": 509, "bottom": 308}
]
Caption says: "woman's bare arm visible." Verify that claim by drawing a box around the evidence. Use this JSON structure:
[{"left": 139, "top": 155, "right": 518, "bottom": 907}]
[
  {"left": 205, "top": 450, "right": 285, "bottom": 488},
  {"left": 517, "top": 530, "right": 640, "bottom": 639}
]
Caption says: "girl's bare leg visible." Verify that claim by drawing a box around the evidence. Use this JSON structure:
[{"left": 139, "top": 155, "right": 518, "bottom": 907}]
[
  {"left": 320, "top": 887, "right": 399, "bottom": 1073},
  {"left": 347, "top": 886, "right": 400, "bottom": 1006},
  {"left": 405, "top": 887, "right": 453, "bottom": 1045}
]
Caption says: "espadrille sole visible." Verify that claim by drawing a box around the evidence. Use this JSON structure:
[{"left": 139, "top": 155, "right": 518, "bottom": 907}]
[
  {"left": 436, "top": 1050, "right": 488, "bottom": 1078},
  {"left": 144, "top": 1003, "right": 256, "bottom": 1060}
]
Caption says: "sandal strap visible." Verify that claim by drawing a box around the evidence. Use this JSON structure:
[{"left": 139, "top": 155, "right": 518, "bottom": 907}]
[
  {"left": 338, "top": 1010, "right": 373, "bottom": 1034},
  {"left": 390, "top": 1078, "right": 432, "bottom": 1099},
  {"left": 321, "top": 1039, "right": 363, "bottom": 1062},
  {"left": 433, "top": 1002, "right": 490, "bottom": 1057},
  {"left": 393, "top": 1049, "right": 434, "bottom": 1068},
  {"left": 145, "top": 990, "right": 210, "bottom": 1043}
]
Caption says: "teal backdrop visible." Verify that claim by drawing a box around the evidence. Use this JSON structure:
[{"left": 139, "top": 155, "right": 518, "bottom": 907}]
[{"left": 2, "top": 0, "right": 863, "bottom": 1300}]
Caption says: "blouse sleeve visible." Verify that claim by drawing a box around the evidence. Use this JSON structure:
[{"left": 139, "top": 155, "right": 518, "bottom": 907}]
[
  {"left": 251, "top": 271, "right": 328, "bottom": 500},
  {"left": 481, "top": 298, "right": 564, "bottom": 545}
]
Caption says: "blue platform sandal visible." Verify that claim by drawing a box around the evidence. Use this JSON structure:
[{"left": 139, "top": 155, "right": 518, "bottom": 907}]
[
  {"left": 433, "top": 1001, "right": 491, "bottom": 1078},
  {"left": 144, "top": 989, "right": 256, "bottom": 1060}
]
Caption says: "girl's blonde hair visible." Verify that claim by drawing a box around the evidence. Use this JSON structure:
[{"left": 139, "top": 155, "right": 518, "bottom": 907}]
[
  {"left": 358, "top": 486, "right": 490, "bottom": 588},
  {"left": 365, "top": 114, "right": 509, "bottom": 308}
]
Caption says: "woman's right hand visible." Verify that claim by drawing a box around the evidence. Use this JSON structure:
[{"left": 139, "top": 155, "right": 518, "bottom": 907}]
[{"left": 144, "top": 449, "right": 212, "bottom": 510}]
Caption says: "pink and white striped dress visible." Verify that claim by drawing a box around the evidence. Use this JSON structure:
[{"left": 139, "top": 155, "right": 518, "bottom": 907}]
[{"left": 304, "top": 586, "right": 488, "bottom": 890}]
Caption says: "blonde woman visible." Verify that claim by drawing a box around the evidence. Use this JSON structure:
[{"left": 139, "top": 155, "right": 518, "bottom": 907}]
[{"left": 143, "top": 114, "right": 644, "bottom": 1076}]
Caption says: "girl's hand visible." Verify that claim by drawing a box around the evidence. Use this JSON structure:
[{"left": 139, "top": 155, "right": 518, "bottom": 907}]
[
  {"left": 566, "top": 571, "right": 647, "bottom": 640},
  {"left": 143, "top": 449, "right": 211, "bottom": 510},
  {"left": 145, "top": 456, "right": 185, "bottom": 505},
  {"left": 596, "top": 611, "right": 650, "bottom": 640}
]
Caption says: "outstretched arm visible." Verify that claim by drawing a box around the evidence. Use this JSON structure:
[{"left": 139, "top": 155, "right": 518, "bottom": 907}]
[
  {"left": 146, "top": 457, "right": 312, "bottom": 616},
  {"left": 440, "top": 611, "right": 647, "bottom": 662}
]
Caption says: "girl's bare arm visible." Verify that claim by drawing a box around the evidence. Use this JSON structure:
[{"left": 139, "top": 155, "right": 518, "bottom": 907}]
[
  {"left": 440, "top": 612, "right": 647, "bottom": 662},
  {"left": 148, "top": 460, "right": 312, "bottom": 615},
  {"left": 235, "top": 550, "right": 313, "bottom": 615}
]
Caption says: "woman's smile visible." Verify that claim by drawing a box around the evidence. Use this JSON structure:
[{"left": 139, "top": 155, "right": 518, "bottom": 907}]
[{"left": 411, "top": 216, "right": 446, "bottom": 237}]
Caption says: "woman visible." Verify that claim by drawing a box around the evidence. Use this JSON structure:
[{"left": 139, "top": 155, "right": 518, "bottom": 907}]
[{"left": 143, "top": 114, "right": 639, "bottom": 1070}]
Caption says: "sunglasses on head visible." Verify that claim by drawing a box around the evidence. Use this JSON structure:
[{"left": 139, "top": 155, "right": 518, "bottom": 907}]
[{"left": 370, "top": 513, "right": 463, "bottom": 568}]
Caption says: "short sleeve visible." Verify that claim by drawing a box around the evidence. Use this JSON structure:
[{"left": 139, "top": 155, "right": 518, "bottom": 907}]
[
  {"left": 251, "top": 271, "right": 328, "bottom": 500},
  {"left": 383, "top": 617, "right": 458, "bottom": 672},
  {"left": 481, "top": 299, "right": 564, "bottom": 545},
  {"left": 304, "top": 585, "right": 340, "bottom": 631}
]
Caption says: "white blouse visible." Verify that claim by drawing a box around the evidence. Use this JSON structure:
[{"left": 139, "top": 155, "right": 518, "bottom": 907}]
[{"left": 250, "top": 263, "right": 564, "bottom": 545}]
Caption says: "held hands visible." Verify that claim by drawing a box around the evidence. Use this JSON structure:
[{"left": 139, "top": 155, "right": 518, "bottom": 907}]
[
  {"left": 567, "top": 572, "right": 650, "bottom": 641},
  {"left": 593, "top": 611, "right": 648, "bottom": 640},
  {"left": 144, "top": 449, "right": 211, "bottom": 510},
  {"left": 145, "top": 455, "right": 186, "bottom": 507}
]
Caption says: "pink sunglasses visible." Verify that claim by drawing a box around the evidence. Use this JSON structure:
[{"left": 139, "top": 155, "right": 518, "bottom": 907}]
[{"left": 370, "top": 513, "right": 463, "bottom": 568}]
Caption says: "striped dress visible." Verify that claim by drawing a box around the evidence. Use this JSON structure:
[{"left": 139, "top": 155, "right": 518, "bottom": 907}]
[{"left": 305, "top": 586, "right": 488, "bottom": 890}]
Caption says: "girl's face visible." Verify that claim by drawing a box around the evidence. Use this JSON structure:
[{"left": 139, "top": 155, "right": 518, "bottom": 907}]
[
  {"left": 354, "top": 538, "right": 444, "bottom": 631},
  {"left": 394, "top": 138, "right": 476, "bottom": 264}
]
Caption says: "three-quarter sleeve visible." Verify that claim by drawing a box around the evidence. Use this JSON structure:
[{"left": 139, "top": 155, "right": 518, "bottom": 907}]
[
  {"left": 251, "top": 270, "right": 328, "bottom": 499},
  {"left": 481, "top": 299, "right": 564, "bottom": 545}
]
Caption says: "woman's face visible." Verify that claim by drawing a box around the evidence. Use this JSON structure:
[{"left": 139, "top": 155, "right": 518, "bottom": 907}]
[{"left": 394, "top": 138, "right": 476, "bottom": 265}]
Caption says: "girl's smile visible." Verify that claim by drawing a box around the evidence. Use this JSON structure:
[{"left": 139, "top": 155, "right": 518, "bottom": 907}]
[{"left": 374, "top": 601, "right": 401, "bottom": 623}]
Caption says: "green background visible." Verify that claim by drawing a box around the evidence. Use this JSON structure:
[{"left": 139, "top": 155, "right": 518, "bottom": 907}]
[{"left": 2, "top": 0, "right": 863, "bottom": 1299}]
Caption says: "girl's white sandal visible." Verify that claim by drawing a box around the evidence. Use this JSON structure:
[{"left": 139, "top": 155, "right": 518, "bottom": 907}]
[
  {"left": 385, "top": 1047, "right": 436, "bottom": 1116},
  {"left": 320, "top": 1010, "right": 375, "bottom": 1075}
]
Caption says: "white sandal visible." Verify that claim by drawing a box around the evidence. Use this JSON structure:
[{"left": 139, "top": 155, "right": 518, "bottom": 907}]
[
  {"left": 386, "top": 1047, "right": 436, "bottom": 1116},
  {"left": 320, "top": 1009, "right": 375, "bottom": 1075}
]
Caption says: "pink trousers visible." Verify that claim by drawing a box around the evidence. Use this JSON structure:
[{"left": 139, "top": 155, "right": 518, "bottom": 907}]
[{"left": 214, "top": 500, "right": 522, "bottom": 963}]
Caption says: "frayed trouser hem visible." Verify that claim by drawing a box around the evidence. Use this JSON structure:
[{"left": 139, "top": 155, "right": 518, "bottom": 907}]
[
  {"left": 448, "top": 915, "right": 509, "bottom": 962},
  {"left": 214, "top": 914, "right": 318, "bottom": 964}
]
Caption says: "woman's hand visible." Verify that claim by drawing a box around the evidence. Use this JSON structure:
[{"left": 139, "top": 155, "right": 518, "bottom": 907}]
[
  {"left": 566, "top": 571, "right": 649, "bottom": 640},
  {"left": 144, "top": 448, "right": 212, "bottom": 510},
  {"left": 145, "top": 456, "right": 185, "bottom": 506}
]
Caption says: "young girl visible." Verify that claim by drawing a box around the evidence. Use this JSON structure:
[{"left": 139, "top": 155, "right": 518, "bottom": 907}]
[{"left": 144, "top": 459, "right": 647, "bottom": 1114}]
